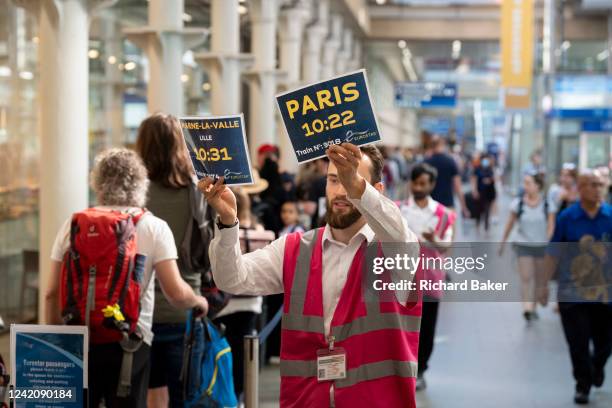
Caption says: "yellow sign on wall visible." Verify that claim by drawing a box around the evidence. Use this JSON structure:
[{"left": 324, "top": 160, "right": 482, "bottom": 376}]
[{"left": 500, "top": 0, "right": 534, "bottom": 109}]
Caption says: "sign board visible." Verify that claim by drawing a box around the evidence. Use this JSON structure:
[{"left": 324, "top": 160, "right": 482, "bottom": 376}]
[
  {"left": 276, "top": 70, "right": 381, "bottom": 164},
  {"left": 500, "top": 0, "right": 534, "bottom": 109},
  {"left": 10, "top": 325, "right": 88, "bottom": 408},
  {"left": 550, "top": 76, "right": 612, "bottom": 118},
  {"left": 395, "top": 82, "right": 457, "bottom": 109},
  {"left": 180, "top": 115, "right": 254, "bottom": 185},
  {"left": 582, "top": 120, "right": 612, "bottom": 133}
]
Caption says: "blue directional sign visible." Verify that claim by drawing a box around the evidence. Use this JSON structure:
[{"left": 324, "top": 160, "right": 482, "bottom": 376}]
[
  {"left": 395, "top": 82, "right": 458, "bottom": 109},
  {"left": 10, "top": 325, "right": 88, "bottom": 408}
]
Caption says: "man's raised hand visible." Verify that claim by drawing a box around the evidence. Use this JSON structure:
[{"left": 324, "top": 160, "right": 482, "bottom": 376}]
[
  {"left": 197, "top": 177, "right": 237, "bottom": 225},
  {"left": 326, "top": 143, "right": 366, "bottom": 198}
]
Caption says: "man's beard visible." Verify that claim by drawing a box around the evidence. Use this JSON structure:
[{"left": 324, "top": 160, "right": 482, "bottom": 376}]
[
  {"left": 325, "top": 198, "right": 362, "bottom": 229},
  {"left": 411, "top": 191, "right": 428, "bottom": 200}
]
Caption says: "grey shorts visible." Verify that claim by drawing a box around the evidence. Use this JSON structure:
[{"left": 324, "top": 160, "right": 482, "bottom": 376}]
[{"left": 513, "top": 244, "right": 547, "bottom": 258}]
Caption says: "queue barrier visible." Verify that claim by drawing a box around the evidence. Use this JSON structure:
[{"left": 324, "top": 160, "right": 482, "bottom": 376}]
[{"left": 243, "top": 305, "right": 283, "bottom": 408}]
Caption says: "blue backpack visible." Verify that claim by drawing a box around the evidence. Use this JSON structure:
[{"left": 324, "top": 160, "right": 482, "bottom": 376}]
[{"left": 183, "top": 312, "right": 238, "bottom": 408}]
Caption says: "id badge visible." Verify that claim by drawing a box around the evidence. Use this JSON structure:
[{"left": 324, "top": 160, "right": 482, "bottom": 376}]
[{"left": 316, "top": 347, "right": 346, "bottom": 381}]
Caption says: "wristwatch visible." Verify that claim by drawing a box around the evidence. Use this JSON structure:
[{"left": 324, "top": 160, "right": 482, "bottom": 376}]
[{"left": 216, "top": 216, "right": 238, "bottom": 230}]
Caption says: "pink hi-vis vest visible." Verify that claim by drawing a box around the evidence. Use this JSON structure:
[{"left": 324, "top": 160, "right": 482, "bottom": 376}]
[
  {"left": 396, "top": 200, "right": 456, "bottom": 299},
  {"left": 422, "top": 203, "right": 456, "bottom": 299},
  {"left": 279, "top": 227, "right": 422, "bottom": 408}
]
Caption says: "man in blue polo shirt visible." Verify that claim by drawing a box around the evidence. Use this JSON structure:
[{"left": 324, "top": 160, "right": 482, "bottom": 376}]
[{"left": 540, "top": 170, "right": 612, "bottom": 405}]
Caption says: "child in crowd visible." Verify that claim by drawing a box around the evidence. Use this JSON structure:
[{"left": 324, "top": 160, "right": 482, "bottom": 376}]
[{"left": 279, "top": 201, "right": 305, "bottom": 236}]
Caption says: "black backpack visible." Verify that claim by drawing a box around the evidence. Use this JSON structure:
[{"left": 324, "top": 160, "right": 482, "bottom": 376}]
[{"left": 517, "top": 196, "right": 549, "bottom": 220}]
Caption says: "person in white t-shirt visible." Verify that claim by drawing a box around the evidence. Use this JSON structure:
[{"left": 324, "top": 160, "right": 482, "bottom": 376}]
[{"left": 44, "top": 148, "right": 208, "bottom": 408}]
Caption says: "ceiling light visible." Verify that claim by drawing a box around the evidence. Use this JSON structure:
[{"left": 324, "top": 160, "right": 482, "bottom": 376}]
[
  {"left": 107, "top": 55, "right": 117, "bottom": 65},
  {"left": 202, "top": 82, "right": 211, "bottom": 92},
  {"left": 398, "top": 40, "right": 407, "bottom": 49},
  {"left": 19, "top": 71, "right": 33, "bottom": 80},
  {"left": 238, "top": 5, "right": 247, "bottom": 14},
  {"left": 561, "top": 41, "right": 571, "bottom": 51},
  {"left": 124, "top": 61, "right": 136, "bottom": 71},
  {"left": 0, "top": 66, "right": 11, "bottom": 77},
  {"left": 88, "top": 49, "right": 100, "bottom": 59},
  {"left": 376, "top": 0, "right": 387, "bottom": 4},
  {"left": 181, "top": 74, "right": 190, "bottom": 83}
]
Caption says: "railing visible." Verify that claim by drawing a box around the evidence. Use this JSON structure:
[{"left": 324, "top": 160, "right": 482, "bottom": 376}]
[{"left": 243, "top": 305, "right": 283, "bottom": 408}]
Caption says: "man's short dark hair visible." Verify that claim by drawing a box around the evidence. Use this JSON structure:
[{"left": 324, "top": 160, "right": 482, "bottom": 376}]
[
  {"left": 360, "top": 145, "right": 384, "bottom": 184},
  {"left": 411, "top": 162, "right": 438, "bottom": 184}
]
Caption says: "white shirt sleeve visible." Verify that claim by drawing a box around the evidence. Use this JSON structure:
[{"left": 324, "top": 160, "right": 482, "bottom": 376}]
[
  {"left": 347, "top": 182, "right": 418, "bottom": 244},
  {"left": 348, "top": 183, "right": 420, "bottom": 306},
  {"left": 151, "top": 219, "right": 178, "bottom": 265},
  {"left": 209, "top": 223, "right": 286, "bottom": 296},
  {"left": 50, "top": 218, "right": 72, "bottom": 262}
]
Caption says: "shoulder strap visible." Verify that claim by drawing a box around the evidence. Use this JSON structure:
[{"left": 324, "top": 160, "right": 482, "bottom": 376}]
[
  {"left": 517, "top": 197, "right": 524, "bottom": 219},
  {"left": 131, "top": 208, "right": 148, "bottom": 225}
]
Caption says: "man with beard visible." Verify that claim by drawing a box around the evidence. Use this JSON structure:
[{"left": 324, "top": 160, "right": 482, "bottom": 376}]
[
  {"left": 397, "top": 163, "right": 456, "bottom": 392},
  {"left": 199, "top": 143, "right": 420, "bottom": 408}
]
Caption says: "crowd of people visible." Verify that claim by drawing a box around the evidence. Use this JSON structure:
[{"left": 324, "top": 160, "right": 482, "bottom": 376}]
[{"left": 38, "top": 113, "right": 611, "bottom": 407}]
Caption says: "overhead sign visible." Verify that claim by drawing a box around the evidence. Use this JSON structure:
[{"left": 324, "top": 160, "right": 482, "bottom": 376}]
[
  {"left": 180, "top": 115, "right": 254, "bottom": 185},
  {"left": 500, "top": 0, "right": 534, "bottom": 109},
  {"left": 10, "top": 325, "right": 88, "bottom": 408},
  {"left": 395, "top": 82, "right": 457, "bottom": 109},
  {"left": 549, "top": 76, "right": 612, "bottom": 119},
  {"left": 276, "top": 70, "right": 381, "bottom": 164},
  {"left": 582, "top": 120, "right": 612, "bottom": 133}
]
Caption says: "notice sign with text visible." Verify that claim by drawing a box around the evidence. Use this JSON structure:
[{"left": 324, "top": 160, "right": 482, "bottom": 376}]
[
  {"left": 10, "top": 325, "right": 88, "bottom": 408},
  {"left": 276, "top": 70, "right": 381, "bottom": 164},
  {"left": 180, "top": 115, "right": 254, "bottom": 185}
]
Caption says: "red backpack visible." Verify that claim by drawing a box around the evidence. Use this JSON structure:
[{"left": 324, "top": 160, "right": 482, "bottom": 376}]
[{"left": 60, "top": 208, "right": 147, "bottom": 344}]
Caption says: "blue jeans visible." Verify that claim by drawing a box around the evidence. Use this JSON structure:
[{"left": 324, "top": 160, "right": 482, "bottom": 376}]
[{"left": 150, "top": 321, "right": 204, "bottom": 408}]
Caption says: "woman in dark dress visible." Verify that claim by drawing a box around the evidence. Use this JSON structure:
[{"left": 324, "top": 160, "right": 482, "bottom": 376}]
[{"left": 471, "top": 154, "right": 497, "bottom": 233}]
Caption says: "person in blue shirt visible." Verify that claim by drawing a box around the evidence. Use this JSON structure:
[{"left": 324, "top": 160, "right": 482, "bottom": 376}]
[{"left": 540, "top": 170, "right": 612, "bottom": 405}]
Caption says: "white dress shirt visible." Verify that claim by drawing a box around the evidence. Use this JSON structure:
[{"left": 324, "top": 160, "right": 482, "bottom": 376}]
[
  {"left": 399, "top": 197, "right": 454, "bottom": 243},
  {"left": 209, "top": 182, "right": 418, "bottom": 335}
]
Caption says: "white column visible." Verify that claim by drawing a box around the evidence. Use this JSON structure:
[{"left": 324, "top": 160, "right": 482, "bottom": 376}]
[
  {"left": 608, "top": 13, "right": 612, "bottom": 75},
  {"left": 147, "top": 0, "right": 184, "bottom": 114},
  {"left": 335, "top": 28, "right": 353, "bottom": 75},
  {"left": 101, "top": 13, "right": 125, "bottom": 147},
  {"left": 124, "top": 0, "right": 189, "bottom": 115},
  {"left": 348, "top": 39, "right": 363, "bottom": 71},
  {"left": 246, "top": 0, "right": 281, "bottom": 159},
  {"left": 321, "top": 14, "right": 342, "bottom": 79},
  {"left": 279, "top": 2, "right": 311, "bottom": 87},
  {"left": 7, "top": 7, "right": 25, "bottom": 150},
  {"left": 302, "top": 0, "right": 329, "bottom": 83},
  {"left": 278, "top": 1, "right": 311, "bottom": 171},
  {"left": 27, "top": 0, "right": 90, "bottom": 323},
  {"left": 197, "top": 0, "right": 252, "bottom": 115}
]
